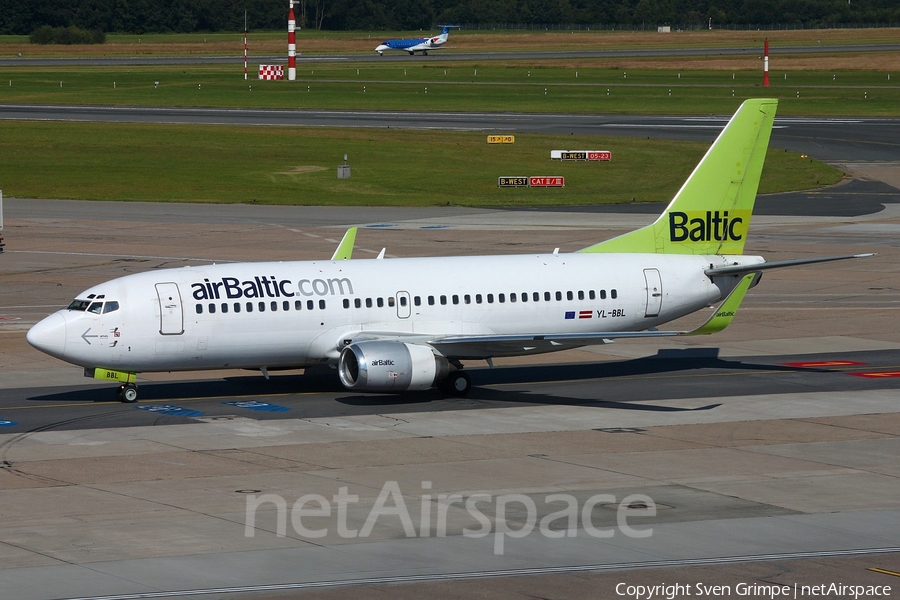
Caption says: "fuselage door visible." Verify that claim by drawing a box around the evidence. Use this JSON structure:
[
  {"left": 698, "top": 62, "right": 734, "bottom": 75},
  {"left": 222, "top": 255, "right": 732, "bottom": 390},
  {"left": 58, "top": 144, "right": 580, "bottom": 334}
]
[
  {"left": 643, "top": 268, "right": 663, "bottom": 318},
  {"left": 396, "top": 291, "right": 411, "bottom": 319},
  {"left": 155, "top": 282, "right": 184, "bottom": 335}
]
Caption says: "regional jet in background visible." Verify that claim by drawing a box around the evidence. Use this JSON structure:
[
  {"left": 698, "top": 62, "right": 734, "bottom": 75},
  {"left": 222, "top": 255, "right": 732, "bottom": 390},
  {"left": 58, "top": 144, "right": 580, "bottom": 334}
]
[
  {"left": 27, "top": 99, "right": 871, "bottom": 402},
  {"left": 375, "top": 25, "right": 456, "bottom": 55}
]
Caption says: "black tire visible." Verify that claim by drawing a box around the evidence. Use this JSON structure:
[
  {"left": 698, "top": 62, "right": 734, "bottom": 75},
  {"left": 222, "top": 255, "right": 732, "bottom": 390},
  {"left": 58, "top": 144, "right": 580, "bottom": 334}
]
[
  {"left": 440, "top": 372, "right": 471, "bottom": 397},
  {"left": 118, "top": 383, "right": 138, "bottom": 403}
]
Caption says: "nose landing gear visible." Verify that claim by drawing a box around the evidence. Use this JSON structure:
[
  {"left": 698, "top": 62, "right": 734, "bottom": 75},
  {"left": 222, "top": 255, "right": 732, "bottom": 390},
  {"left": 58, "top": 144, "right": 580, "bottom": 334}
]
[{"left": 117, "top": 383, "right": 138, "bottom": 403}]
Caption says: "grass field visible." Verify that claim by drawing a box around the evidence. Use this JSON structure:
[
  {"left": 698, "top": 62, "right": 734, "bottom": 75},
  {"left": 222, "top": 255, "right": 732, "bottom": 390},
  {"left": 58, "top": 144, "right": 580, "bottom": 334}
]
[
  {"left": 0, "top": 121, "right": 841, "bottom": 206},
  {"left": 1, "top": 64, "right": 897, "bottom": 116},
  {"left": 0, "top": 28, "right": 879, "bottom": 205}
]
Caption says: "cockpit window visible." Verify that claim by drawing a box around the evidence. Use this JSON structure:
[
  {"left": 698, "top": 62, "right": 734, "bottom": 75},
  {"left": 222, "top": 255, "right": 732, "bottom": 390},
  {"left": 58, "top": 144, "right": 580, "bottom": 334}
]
[
  {"left": 102, "top": 301, "right": 119, "bottom": 314},
  {"left": 87, "top": 302, "right": 103, "bottom": 314},
  {"left": 67, "top": 299, "right": 91, "bottom": 311}
]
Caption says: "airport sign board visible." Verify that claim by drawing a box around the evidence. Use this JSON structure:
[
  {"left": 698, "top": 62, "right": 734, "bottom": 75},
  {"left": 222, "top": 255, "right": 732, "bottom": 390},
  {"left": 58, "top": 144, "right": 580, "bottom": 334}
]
[
  {"left": 529, "top": 176, "right": 565, "bottom": 187},
  {"left": 498, "top": 176, "right": 529, "bottom": 187},
  {"left": 551, "top": 150, "right": 611, "bottom": 161},
  {"left": 488, "top": 135, "right": 515, "bottom": 144}
]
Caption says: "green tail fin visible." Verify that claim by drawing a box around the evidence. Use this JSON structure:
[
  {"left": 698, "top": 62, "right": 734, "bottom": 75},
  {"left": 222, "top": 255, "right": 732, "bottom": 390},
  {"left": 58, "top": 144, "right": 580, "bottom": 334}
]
[{"left": 580, "top": 98, "right": 778, "bottom": 255}]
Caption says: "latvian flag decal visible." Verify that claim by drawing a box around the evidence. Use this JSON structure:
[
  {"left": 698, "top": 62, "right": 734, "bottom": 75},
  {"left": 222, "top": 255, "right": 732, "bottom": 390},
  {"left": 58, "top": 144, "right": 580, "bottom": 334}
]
[{"left": 565, "top": 310, "right": 593, "bottom": 319}]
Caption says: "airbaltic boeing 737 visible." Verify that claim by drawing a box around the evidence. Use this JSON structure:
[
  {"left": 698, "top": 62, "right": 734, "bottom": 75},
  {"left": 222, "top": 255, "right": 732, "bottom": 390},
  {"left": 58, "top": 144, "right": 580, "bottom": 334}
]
[
  {"left": 375, "top": 26, "right": 455, "bottom": 55},
  {"left": 27, "top": 99, "right": 870, "bottom": 402}
]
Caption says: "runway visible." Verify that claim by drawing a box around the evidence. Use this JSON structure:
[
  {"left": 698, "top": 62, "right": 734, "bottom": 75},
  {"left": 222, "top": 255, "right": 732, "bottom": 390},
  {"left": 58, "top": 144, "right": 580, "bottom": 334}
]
[
  {"left": 2, "top": 43, "right": 899, "bottom": 66},
  {"left": 3, "top": 103, "right": 900, "bottom": 162}
]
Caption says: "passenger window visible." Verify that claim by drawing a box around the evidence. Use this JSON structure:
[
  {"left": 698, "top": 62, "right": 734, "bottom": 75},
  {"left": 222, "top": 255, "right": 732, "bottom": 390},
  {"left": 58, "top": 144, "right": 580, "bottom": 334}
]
[
  {"left": 307, "top": 300, "right": 314, "bottom": 310},
  {"left": 428, "top": 296, "right": 435, "bottom": 306},
  {"left": 196, "top": 304, "right": 203, "bottom": 314},
  {"left": 487, "top": 294, "right": 494, "bottom": 304},
  {"left": 103, "top": 301, "right": 119, "bottom": 314},
  {"left": 221, "top": 303, "right": 228, "bottom": 314},
  {"left": 377, "top": 297, "right": 384, "bottom": 308},
  {"left": 555, "top": 291, "right": 562, "bottom": 301},
  {"left": 88, "top": 302, "right": 103, "bottom": 314},
  {"left": 589, "top": 290, "right": 596, "bottom": 300},
  {"left": 578, "top": 291, "right": 584, "bottom": 300},
  {"left": 600, "top": 290, "right": 607, "bottom": 300},
  {"left": 319, "top": 299, "right": 326, "bottom": 309},
  {"left": 343, "top": 299, "right": 350, "bottom": 309},
  {"left": 355, "top": 298, "right": 362, "bottom": 308},
  {"left": 258, "top": 302, "right": 265, "bottom": 312},
  {"left": 235, "top": 303, "right": 241, "bottom": 313},
  {"left": 400, "top": 296, "right": 408, "bottom": 306},
  {"left": 283, "top": 301, "right": 290, "bottom": 311},
  {"left": 611, "top": 289, "right": 618, "bottom": 299},
  {"left": 440, "top": 295, "right": 447, "bottom": 305},
  {"left": 246, "top": 302, "right": 253, "bottom": 312},
  {"left": 509, "top": 293, "right": 516, "bottom": 303},
  {"left": 452, "top": 295, "right": 459, "bottom": 305},
  {"left": 567, "top": 291, "right": 574, "bottom": 301},
  {"left": 366, "top": 298, "right": 373, "bottom": 308},
  {"left": 464, "top": 294, "right": 471, "bottom": 304},
  {"left": 544, "top": 292, "right": 551, "bottom": 301},
  {"left": 476, "top": 294, "right": 482, "bottom": 304},
  {"left": 388, "top": 297, "right": 395, "bottom": 307},
  {"left": 414, "top": 296, "right": 421, "bottom": 306},
  {"left": 521, "top": 293, "right": 527, "bottom": 302},
  {"left": 499, "top": 293, "right": 505, "bottom": 303},
  {"left": 295, "top": 300, "right": 303, "bottom": 310},
  {"left": 271, "top": 301, "right": 277, "bottom": 311},
  {"left": 533, "top": 292, "right": 539, "bottom": 302},
  {"left": 208, "top": 303, "right": 216, "bottom": 314}
]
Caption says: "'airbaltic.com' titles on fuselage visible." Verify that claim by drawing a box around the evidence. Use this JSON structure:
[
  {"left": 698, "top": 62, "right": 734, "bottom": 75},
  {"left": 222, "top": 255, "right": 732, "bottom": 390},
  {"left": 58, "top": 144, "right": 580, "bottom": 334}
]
[{"left": 190, "top": 275, "right": 353, "bottom": 300}]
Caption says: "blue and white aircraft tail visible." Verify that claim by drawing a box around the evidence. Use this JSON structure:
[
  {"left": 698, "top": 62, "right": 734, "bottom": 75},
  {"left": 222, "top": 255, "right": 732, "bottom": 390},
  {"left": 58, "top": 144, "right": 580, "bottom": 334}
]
[{"left": 376, "top": 26, "right": 456, "bottom": 56}]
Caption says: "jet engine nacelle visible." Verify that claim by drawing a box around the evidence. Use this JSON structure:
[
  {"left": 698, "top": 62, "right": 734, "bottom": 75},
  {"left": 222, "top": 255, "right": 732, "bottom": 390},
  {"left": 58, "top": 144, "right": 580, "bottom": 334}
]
[{"left": 338, "top": 341, "right": 449, "bottom": 392}]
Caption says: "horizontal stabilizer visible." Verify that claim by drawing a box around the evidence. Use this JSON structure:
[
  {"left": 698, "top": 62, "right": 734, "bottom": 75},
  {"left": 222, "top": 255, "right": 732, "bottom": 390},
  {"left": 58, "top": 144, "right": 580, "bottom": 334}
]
[{"left": 706, "top": 253, "right": 874, "bottom": 277}]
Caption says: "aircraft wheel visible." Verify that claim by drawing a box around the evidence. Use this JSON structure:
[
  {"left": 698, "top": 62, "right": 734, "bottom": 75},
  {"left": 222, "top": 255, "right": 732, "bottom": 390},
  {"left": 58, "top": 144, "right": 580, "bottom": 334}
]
[
  {"left": 440, "top": 372, "right": 470, "bottom": 397},
  {"left": 118, "top": 383, "right": 139, "bottom": 403},
  {"left": 423, "top": 51, "right": 428, "bottom": 56}
]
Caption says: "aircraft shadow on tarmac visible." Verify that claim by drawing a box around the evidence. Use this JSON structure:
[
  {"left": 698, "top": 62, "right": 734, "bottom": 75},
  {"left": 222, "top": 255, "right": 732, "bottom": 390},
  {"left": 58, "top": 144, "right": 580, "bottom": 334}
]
[{"left": 26, "top": 348, "right": 813, "bottom": 412}]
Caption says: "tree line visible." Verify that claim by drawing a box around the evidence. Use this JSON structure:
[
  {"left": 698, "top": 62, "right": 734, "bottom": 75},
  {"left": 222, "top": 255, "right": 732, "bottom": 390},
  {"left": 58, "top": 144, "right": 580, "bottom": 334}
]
[{"left": 1, "top": 0, "right": 898, "bottom": 35}]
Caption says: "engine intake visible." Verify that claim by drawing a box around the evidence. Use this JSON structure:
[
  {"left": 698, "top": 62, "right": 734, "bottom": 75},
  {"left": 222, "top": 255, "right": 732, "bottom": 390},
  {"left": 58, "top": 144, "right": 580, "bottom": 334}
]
[{"left": 338, "top": 341, "right": 448, "bottom": 392}]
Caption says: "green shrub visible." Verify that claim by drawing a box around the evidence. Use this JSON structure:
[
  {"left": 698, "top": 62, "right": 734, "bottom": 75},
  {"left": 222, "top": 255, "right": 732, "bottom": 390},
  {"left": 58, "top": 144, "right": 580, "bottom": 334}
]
[{"left": 29, "top": 26, "right": 105, "bottom": 45}]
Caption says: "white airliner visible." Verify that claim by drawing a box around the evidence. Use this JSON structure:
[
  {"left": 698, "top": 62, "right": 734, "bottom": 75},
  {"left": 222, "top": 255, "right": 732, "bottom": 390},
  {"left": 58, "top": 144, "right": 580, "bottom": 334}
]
[
  {"left": 27, "top": 99, "right": 869, "bottom": 402},
  {"left": 375, "top": 26, "right": 456, "bottom": 55}
]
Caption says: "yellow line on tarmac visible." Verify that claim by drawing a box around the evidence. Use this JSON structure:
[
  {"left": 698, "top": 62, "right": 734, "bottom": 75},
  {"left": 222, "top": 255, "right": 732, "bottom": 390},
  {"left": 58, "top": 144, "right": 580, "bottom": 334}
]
[{"left": 869, "top": 567, "right": 900, "bottom": 578}]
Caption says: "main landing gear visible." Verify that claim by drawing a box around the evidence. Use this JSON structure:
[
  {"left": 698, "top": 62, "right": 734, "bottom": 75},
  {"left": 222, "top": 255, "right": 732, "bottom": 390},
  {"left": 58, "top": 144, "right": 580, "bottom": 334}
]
[
  {"left": 117, "top": 383, "right": 138, "bottom": 403},
  {"left": 438, "top": 371, "right": 471, "bottom": 396}
]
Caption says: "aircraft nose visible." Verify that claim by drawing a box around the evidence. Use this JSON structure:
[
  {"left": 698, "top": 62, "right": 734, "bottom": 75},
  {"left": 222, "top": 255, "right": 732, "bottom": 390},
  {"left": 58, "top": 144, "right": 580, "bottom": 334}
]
[{"left": 26, "top": 312, "right": 67, "bottom": 358}]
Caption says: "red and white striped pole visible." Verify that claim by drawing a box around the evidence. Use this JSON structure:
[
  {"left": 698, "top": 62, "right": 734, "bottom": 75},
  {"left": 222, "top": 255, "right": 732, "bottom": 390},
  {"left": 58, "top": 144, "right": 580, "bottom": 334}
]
[
  {"left": 288, "top": 1, "right": 296, "bottom": 81},
  {"left": 762, "top": 39, "right": 770, "bottom": 87},
  {"left": 243, "top": 11, "right": 248, "bottom": 81}
]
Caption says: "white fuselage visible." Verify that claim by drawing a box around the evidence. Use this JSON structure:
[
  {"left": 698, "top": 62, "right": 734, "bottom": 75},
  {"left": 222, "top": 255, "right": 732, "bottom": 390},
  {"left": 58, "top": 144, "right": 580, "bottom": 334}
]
[{"left": 27, "top": 252, "right": 757, "bottom": 373}]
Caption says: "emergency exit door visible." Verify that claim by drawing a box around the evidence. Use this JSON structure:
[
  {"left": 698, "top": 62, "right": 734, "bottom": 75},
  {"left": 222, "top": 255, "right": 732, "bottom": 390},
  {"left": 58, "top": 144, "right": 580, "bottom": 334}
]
[
  {"left": 643, "top": 269, "right": 662, "bottom": 318},
  {"left": 156, "top": 282, "right": 184, "bottom": 335}
]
